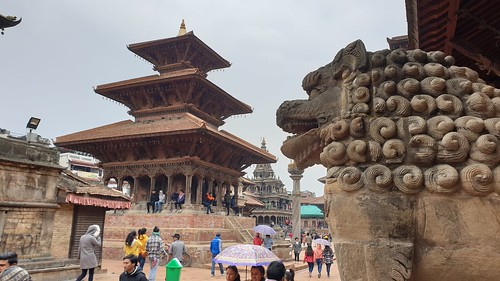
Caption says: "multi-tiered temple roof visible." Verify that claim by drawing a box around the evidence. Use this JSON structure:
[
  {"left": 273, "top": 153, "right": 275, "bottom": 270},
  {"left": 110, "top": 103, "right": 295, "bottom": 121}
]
[{"left": 56, "top": 22, "right": 275, "bottom": 204}]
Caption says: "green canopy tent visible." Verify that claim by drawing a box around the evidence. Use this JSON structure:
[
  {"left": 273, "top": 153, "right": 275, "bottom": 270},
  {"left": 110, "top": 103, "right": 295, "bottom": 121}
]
[{"left": 300, "top": 205, "right": 324, "bottom": 218}]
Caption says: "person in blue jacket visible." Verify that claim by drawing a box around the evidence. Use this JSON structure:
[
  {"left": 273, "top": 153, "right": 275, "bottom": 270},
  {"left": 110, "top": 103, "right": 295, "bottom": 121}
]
[{"left": 210, "top": 233, "right": 224, "bottom": 277}]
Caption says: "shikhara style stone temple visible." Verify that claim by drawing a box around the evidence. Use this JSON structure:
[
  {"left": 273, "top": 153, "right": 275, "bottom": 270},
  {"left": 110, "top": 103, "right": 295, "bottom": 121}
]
[
  {"left": 56, "top": 21, "right": 276, "bottom": 210},
  {"left": 247, "top": 139, "right": 292, "bottom": 226}
]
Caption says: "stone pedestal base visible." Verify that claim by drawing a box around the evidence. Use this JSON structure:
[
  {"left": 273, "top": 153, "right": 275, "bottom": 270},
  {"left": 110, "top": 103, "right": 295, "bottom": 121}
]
[{"left": 325, "top": 180, "right": 500, "bottom": 281}]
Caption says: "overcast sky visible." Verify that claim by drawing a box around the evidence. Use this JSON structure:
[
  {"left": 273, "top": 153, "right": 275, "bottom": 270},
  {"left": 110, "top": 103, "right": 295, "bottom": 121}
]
[{"left": 1, "top": 1, "right": 407, "bottom": 196}]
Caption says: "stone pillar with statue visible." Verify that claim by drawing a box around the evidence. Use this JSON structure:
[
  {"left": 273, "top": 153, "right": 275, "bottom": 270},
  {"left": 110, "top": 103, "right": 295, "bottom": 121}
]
[{"left": 288, "top": 161, "right": 303, "bottom": 243}]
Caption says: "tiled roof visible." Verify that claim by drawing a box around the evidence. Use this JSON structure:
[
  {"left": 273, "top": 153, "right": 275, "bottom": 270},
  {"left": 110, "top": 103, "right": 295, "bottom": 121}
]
[
  {"left": 240, "top": 177, "right": 256, "bottom": 186},
  {"left": 239, "top": 193, "right": 264, "bottom": 207},
  {"left": 58, "top": 170, "right": 130, "bottom": 201},
  {"left": 301, "top": 196, "right": 324, "bottom": 205},
  {"left": 75, "top": 185, "right": 130, "bottom": 200},
  {"left": 55, "top": 114, "right": 276, "bottom": 162},
  {"left": 55, "top": 115, "right": 203, "bottom": 144},
  {"left": 94, "top": 73, "right": 253, "bottom": 117},
  {"left": 127, "top": 31, "right": 231, "bottom": 72}
]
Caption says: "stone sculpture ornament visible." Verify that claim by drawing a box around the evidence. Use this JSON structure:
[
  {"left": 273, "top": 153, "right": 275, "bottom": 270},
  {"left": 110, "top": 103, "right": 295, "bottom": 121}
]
[{"left": 276, "top": 40, "right": 500, "bottom": 281}]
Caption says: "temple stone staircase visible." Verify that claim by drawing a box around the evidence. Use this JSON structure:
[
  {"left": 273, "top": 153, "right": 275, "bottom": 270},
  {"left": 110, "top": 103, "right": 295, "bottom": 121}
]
[
  {"left": 103, "top": 208, "right": 255, "bottom": 267},
  {"left": 225, "top": 216, "right": 254, "bottom": 243}
]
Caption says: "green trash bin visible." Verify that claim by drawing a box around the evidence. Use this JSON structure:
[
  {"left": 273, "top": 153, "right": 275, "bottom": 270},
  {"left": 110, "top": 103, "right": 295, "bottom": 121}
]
[{"left": 165, "top": 258, "right": 183, "bottom": 281}]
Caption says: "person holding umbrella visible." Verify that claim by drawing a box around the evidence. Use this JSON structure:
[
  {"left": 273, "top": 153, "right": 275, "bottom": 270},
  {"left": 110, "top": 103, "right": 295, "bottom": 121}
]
[
  {"left": 263, "top": 234, "right": 273, "bottom": 251},
  {"left": 313, "top": 244, "right": 324, "bottom": 278},
  {"left": 213, "top": 244, "right": 281, "bottom": 281}
]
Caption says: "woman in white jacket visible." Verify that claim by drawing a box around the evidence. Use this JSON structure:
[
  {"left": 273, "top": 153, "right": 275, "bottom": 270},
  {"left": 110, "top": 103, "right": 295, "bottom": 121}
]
[{"left": 76, "top": 225, "right": 101, "bottom": 281}]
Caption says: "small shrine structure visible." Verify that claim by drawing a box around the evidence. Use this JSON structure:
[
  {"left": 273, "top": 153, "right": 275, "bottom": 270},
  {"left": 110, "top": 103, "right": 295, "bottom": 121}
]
[{"left": 56, "top": 21, "right": 276, "bottom": 209}]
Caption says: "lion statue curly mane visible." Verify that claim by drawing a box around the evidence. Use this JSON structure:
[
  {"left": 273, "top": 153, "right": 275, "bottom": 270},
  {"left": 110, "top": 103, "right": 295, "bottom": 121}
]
[{"left": 276, "top": 40, "right": 500, "bottom": 281}]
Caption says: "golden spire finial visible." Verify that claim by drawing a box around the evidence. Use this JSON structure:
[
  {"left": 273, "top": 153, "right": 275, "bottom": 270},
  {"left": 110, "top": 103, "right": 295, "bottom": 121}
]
[{"left": 177, "top": 19, "right": 186, "bottom": 36}]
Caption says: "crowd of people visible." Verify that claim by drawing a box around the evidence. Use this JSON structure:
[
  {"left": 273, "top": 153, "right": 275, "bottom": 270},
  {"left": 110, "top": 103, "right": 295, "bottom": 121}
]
[
  {"left": 2, "top": 226, "right": 334, "bottom": 281},
  {"left": 72, "top": 224, "right": 188, "bottom": 281},
  {"left": 119, "top": 227, "right": 187, "bottom": 281}
]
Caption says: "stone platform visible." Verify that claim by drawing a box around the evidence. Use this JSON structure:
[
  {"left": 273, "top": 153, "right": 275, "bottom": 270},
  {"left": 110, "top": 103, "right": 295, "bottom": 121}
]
[{"left": 103, "top": 207, "right": 257, "bottom": 266}]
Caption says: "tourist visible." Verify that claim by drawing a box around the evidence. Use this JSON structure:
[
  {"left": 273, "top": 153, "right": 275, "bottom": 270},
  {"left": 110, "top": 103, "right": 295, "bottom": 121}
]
[
  {"left": 303, "top": 245, "right": 315, "bottom": 278},
  {"left": 292, "top": 237, "right": 301, "bottom": 262},
  {"left": 145, "top": 226, "right": 165, "bottom": 281},
  {"left": 284, "top": 268, "right": 295, "bottom": 281},
  {"left": 263, "top": 234, "right": 273, "bottom": 251},
  {"left": 124, "top": 230, "right": 141, "bottom": 257},
  {"left": 76, "top": 224, "right": 101, "bottom": 281},
  {"left": 146, "top": 190, "right": 159, "bottom": 213},
  {"left": 168, "top": 190, "right": 179, "bottom": 211},
  {"left": 154, "top": 190, "right": 165, "bottom": 213},
  {"left": 202, "top": 192, "right": 215, "bottom": 214},
  {"left": 119, "top": 254, "right": 147, "bottom": 281},
  {"left": 305, "top": 233, "right": 312, "bottom": 247},
  {"left": 224, "top": 191, "right": 232, "bottom": 216},
  {"left": 323, "top": 245, "right": 334, "bottom": 279},
  {"left": 0, "top": 252, "right": 30, "bottom": 281},
  {"left": 175, "top": 189, "right": 185, "bottom": 211},
  {"left": 137, "top": 228, "right": 148, "bottom": 270},
  {"left": 168, "top": 233, "right": 186, "bottom": 264},
  {"left": 225, "top": 265, "right": 241, "bottom": 281},
  {"left": 253, "top": 233, "right": 263, "bottom": 246},
  {"left": 313, "top": 244, "right": 324, "bottom": 278},
  {"left": 210, "top": 233, "right": 224, "bottom": 277},
  {"left": 250, "top": 265, "right": 265, "bottom": 281},
  {"left": 230, "top": 194, "right": 239, "bottom": 215},
  {"left": 265, "top": 261, "right": 285, "bottom": 281}
]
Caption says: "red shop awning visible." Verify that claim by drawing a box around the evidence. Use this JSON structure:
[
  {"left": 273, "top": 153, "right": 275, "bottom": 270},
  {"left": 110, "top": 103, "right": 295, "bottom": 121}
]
[{"left": 66, "top": 193, "right": 131, "bottom": 209}]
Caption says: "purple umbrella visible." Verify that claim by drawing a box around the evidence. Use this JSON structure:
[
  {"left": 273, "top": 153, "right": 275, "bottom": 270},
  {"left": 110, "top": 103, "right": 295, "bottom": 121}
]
[
  {"left": 253, "top": 224, "right": 277, "bottom": 236},
  {"left": 213, "top": 244, "right": 281, "bottom": 280}
]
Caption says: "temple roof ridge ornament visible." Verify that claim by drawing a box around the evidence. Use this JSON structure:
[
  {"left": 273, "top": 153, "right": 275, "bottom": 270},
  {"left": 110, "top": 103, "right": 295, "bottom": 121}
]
[
  {"left": 178, "top": 19, "right": 187, "bottom": 36},
  {"left": 0, "top": 13, "right": 22, "bottom": 35}
]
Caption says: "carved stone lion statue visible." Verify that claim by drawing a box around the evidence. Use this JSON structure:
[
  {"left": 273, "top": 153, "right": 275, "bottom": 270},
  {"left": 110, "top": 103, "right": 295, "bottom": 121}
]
[{"left": 276, "top": 40, "right": 500, "bottom": 281}]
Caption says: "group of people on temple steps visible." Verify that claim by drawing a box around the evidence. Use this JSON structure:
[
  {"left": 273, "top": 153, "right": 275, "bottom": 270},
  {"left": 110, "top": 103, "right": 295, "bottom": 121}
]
[
  {"left": 146, "top": 189, "right": 185, "bottom": 213},
  {"left": 144, "top": 188, "right": 240, "bottom": 215},
  {"left": 202, "top": 190, "right": 239, "bottom": 215}
]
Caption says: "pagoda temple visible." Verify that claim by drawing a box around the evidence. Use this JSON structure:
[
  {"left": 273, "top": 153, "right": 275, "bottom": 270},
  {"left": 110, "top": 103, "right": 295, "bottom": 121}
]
[{"left": 56, "top": 21, "right": 276, "bottom": 210}]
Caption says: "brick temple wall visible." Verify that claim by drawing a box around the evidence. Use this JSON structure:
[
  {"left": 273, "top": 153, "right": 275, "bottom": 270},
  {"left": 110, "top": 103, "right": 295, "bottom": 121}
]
[
  {"left": 51, "top": 204, "right": 74, "bottom": 258},
  {"left": 0, "top": 137, "right": 62, "bottom": 258},
  {"left": 103, "top": 212, "right": 256, "bottom": 266}
]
